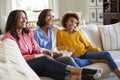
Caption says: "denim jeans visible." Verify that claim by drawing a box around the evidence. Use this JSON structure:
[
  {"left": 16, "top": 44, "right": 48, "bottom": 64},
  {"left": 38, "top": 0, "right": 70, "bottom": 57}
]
[
  {"left": 74, "top": 57, "right": 92, "bottom": 67},
  {"left": 55, "top": 56, "right": 92, "bottom": 67},
  {"left": 55, "top": 56, "right": 80, "bottom": 67},
  {"left": 80, "top": 51, "right": 118, "bottom": 70},
  {"left": 27, "top": 56, "right": 67, "bottom": 80}
]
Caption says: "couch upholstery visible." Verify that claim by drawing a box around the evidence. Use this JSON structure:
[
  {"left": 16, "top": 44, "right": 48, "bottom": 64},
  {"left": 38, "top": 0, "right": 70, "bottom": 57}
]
[
  {"left": 0, "top": 39, "right": 41, "bottom": 80},
  {"left": 0, "top": 22, "right": 120, "bottom": 80}
]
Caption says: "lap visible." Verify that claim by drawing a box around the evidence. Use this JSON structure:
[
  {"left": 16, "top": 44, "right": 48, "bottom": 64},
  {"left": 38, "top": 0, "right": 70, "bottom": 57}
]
[{"left": 55, "top": 57, "right": 79, "bottom": 67}]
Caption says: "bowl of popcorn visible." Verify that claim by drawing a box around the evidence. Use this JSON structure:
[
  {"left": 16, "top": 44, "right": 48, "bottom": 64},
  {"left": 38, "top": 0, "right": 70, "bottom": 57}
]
[{"left": 57, "top": 46, "right": 74, "bottom": 57}]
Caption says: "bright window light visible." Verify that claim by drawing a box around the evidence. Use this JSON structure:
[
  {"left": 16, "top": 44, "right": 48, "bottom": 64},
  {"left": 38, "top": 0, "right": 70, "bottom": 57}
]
[{"left": 13, "top": 0, "right": 49, "bottom": 21}]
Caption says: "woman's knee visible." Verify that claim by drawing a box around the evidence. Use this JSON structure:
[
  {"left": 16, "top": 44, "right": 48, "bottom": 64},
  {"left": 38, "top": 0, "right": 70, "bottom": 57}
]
[
  {"left": 60, "top": 57, "right": 74, "bottom": 63},
  {"left": 64, "top": 57, "right": 74, "bottom": 61},
  {"left": 103, "top": 52, "right": 112, "bottom": 59},
  {"left": 39, "top": 56, "right": 51, "bottom": 61}
]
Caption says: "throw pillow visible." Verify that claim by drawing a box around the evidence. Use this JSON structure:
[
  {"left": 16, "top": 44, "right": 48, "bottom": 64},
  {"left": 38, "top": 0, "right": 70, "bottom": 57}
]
[
  {"left": 0, "top": 39, "right": 40, "bottom": 80},
  {"left": 99, "top": 22, "right": 120, "bottom": 51}
]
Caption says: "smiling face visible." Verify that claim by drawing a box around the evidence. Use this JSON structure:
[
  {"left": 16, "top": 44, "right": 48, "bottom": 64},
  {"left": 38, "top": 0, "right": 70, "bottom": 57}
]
[
  {"left": 65, "top": 17, "right": 78, "bottom": 31},
  {"left": 45, "top": 11, "right": 54, "bottom": 26},
  {"left": 17, "top": 12, "right": 27, "bottom": 30}
]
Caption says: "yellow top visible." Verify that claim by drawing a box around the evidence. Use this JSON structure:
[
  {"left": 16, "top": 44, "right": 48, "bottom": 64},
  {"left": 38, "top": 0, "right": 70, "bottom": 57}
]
[{"left": 56, "top": 29, "right": 100, "bottom": 57}]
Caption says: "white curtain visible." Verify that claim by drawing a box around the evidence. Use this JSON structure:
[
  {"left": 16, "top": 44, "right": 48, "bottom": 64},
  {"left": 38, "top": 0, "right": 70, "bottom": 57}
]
[
  {"left": 48, "top": 0, "right": 59, "bottom": 19},
  {"left": 0, "top": 0, "right": 12, "bottom": 33}
]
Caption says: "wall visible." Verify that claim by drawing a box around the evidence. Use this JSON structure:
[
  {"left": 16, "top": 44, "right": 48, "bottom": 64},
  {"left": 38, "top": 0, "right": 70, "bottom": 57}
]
[{"left": 58, "top": 0, "right": 89, "bottom": 22}]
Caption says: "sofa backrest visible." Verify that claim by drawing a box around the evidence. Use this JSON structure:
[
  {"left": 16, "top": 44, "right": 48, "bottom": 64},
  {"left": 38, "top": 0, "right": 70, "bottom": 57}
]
[
  {"left": 0, "top": 24, "right": 103, "bottom": 50},
  {"left": 77, "top": 24, "right": 102, "bottom": 49}
]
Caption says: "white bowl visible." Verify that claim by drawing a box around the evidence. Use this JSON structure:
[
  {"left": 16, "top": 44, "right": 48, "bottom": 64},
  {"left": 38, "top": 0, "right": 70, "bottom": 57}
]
[{"left": 63, "top": 51, "right": 73, "bottom": 57}]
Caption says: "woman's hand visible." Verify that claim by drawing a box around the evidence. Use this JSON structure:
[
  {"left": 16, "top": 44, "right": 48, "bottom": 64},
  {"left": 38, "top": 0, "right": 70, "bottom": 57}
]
[
  {"left": 42, "top": 50, "right": 53, "bottom": 57},
  {"left": 53, "top": 52, "right": 63, "bottom": 58},
  {"left": 41, "top": 50, "right": 63, "bottom": 59}
]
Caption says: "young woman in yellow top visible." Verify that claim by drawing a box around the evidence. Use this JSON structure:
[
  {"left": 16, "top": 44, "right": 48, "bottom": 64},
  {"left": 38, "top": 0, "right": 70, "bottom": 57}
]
[{"left": 56, "top": 12, "right": 120, "bottom": 79}]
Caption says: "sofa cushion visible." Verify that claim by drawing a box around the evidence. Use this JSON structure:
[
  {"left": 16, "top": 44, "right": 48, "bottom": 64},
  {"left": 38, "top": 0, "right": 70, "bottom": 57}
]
[
  {"left": 99, "top": 22, "right": 120, "bottom": 50},
  {"left": 108, "top": 50, "right": 120, "bottom": 67},
  {"left": 78, "top": 24, "right": 102, "bottom": 49},
  {"left": 0, "top": 39, "right": 40, "bottom": 80},
  {"left": 0, "top": 35, "right": 3, "bottom": 40}
]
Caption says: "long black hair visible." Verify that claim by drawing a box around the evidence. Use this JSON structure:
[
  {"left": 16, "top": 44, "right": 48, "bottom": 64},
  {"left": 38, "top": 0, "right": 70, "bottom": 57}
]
[
  {"left": 5, "top": 10, "right": 29, "bottom": 41},
  {"left": 37, "top": 9, "right": 53, "bottom": 28}
]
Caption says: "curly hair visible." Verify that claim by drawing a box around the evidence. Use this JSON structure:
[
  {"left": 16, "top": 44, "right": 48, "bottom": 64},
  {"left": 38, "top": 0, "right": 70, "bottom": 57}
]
[{"left": 61, "top": 12, "right": 80, "bottom": 28}]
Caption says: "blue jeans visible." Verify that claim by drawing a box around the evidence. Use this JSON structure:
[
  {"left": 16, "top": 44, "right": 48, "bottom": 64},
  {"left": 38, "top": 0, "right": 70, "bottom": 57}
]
[
  {"left": 27, "top": 56, "right": 67, "bottom": 80},
  {"left": 74, "top": 58, "right": 92, "bottom": 67},
  {"left": 55, "top": 57, "right": 80, "bottom": 67},
  {"left": 80, "top": 51, "right": 118, "bottom": 71}
]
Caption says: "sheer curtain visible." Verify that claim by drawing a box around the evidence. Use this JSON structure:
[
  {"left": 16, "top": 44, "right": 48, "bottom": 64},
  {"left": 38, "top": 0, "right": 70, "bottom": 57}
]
[
  {"left": 49, "top": 0, "right": 59, "bottom": 19},
  {"left": 0, "top": 0, "right": 12, "bottom": 33},
  {"left": 11, "top": 0, "right": 59, "bottom": 20}
]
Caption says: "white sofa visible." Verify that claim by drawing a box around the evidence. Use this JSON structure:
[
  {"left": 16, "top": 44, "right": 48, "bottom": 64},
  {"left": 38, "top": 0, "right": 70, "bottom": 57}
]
[
  {"left": 77, "top": 22, "right": 120, "bottom": 80},
  {"left": 0, "top": 22, "right": 120, "bottom": 80}
]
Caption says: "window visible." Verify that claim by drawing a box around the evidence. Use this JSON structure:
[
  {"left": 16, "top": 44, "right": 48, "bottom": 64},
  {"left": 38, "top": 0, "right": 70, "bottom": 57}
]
[{"left": 12, "top": 0, "right": 49, "bottom": 21}]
